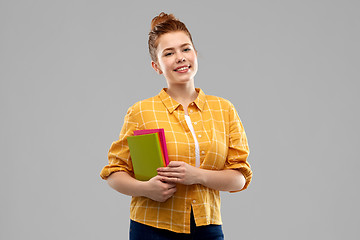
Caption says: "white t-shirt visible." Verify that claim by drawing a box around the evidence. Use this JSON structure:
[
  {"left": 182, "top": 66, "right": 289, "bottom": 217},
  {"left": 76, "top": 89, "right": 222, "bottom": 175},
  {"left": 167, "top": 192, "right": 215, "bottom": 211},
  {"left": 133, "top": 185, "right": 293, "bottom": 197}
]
[{"left": 184, "top": 114, "right": 200, "bottom": 167}]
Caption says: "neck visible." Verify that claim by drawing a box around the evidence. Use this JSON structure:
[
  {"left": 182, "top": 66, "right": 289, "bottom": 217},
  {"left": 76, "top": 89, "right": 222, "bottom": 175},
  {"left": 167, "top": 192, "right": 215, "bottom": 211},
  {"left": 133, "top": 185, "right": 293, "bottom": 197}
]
[{"left": 166, "top": 82, "right": 198, "bottom": 105}]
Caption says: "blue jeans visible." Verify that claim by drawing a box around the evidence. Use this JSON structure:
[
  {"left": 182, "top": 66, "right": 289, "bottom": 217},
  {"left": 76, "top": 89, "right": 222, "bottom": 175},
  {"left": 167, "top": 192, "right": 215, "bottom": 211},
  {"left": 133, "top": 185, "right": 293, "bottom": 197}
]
[{"left": 129, "top": 210, "right": 224, "bottom": 240}]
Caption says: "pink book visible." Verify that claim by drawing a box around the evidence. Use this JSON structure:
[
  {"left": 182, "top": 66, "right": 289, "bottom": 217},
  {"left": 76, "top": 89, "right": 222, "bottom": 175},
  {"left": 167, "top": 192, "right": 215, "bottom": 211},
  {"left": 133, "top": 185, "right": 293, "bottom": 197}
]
[{"left": 133, "top": 128, "right": 169, "bottom": 166}]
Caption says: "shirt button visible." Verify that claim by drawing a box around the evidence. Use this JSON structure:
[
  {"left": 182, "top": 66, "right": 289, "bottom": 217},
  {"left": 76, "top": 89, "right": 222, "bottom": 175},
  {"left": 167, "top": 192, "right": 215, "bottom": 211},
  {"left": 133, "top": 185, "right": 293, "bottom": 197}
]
[
  {"left": 189, "top": 110, "right": 193, "bottom": 113},
  {"left": 191, "top": 103, "right": 194, "bottom": 105},
  {"left": 198, "top": 134, "right": 202, "bottom": 138},
  {"left": 201, "top": 151, "right": 205, "bottom": 155},
  {"left": 192, "top": 200, "right": 196, "bottom": 203}
]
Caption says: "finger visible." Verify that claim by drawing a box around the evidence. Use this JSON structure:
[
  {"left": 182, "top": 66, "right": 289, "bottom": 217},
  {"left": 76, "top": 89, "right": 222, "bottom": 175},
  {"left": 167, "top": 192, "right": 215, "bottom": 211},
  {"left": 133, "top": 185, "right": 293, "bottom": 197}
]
[
  {"left": 168, "top": 187, "right": 177, "bottom": 194},
  {"left": 159, "top": 176, "right": 175, "bottom": 183},
  {"left": 163, "top": 188, "right": 176, "bottom": 201},
  {"left": 157, "top": 166, "right": 167, "bottom": 171},
  {"left": 161, "top": 176, "right": 180, "bottom": 184},
  {"left": 167, "top": 161, "right": 183, "bottom": 167},
  {"left": 164, "top": 181, "right": 176, "bottom": 188},
  {"left": 167, "top": 185, "right": 177, "bottom": 191},
  {"left": 158, "top": 165, "right": 177, "bottom": 170},
  {"left": 153, "top": 175, "right": 166, "bottom": 182},
  {"left": 157, "top": 171, "right": 181, "bottom": 179},
  {"left": 156, "top": 175, "right": 174, "bottom": 185},
  {"left": 157, "top": 167, "right": 180, "bottom": 173},
  {"left": 157, "top": 175, "right": 177, "bottom": 184}
]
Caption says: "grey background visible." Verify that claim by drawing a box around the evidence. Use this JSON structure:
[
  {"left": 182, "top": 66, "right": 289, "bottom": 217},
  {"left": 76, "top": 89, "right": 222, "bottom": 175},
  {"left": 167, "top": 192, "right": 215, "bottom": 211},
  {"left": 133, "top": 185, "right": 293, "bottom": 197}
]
[{"left": 1, "top": 0, "right": 359, "bottom": 239}]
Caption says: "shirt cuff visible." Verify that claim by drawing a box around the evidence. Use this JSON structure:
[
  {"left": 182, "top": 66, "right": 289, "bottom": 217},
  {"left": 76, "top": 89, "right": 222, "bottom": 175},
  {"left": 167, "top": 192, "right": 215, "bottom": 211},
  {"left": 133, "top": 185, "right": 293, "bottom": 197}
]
[{"left": 100, "top": 165, "right": 132, "bottom": 180}]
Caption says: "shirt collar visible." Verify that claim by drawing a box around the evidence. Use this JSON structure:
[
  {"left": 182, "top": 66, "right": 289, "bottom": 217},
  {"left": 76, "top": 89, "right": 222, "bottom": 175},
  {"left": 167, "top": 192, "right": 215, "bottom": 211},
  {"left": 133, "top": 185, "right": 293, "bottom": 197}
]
[{"left": 159, "top": 88, "right": 206, "bottom": 114}]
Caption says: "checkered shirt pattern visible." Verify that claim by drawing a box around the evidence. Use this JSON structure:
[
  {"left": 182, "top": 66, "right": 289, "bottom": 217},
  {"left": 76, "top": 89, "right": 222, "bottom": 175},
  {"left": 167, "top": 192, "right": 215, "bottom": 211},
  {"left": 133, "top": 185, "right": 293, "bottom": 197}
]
[{"left": 100, "top": 88, "right": 252, "bottom": 233}]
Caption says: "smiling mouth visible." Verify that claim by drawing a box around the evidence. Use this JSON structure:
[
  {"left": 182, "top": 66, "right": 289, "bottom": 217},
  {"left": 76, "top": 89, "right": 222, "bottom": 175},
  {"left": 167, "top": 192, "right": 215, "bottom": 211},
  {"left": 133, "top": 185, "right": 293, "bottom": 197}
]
[{"left": 174, "top": 65, "right": 191, "bottom": 72}]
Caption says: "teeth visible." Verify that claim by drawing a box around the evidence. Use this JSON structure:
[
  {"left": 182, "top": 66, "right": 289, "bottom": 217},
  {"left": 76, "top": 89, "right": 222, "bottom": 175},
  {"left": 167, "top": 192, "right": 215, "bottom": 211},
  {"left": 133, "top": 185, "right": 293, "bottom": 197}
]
[{"left": 176, "top": 66, "right": 189, "bottom": 71}]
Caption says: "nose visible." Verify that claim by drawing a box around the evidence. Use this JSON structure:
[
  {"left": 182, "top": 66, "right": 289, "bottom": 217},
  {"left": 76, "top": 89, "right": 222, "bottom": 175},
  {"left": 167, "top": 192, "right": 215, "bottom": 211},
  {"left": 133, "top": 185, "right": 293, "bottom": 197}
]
[{"left": 176, "top": 54, "right": 185, "bottom": 63}]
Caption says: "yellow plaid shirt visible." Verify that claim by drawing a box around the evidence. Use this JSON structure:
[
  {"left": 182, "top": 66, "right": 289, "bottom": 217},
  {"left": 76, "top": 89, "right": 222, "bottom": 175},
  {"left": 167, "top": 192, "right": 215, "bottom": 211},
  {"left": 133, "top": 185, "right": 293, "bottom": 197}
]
[{"left": 100, "top": 88, "right": 252, "bottom": 233}]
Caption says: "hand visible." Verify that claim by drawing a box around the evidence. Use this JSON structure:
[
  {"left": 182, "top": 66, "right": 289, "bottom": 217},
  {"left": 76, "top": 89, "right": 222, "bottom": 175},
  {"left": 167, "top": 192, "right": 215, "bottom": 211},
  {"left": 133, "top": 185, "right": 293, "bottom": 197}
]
[
  {"left": 143, "top": 175, "right": 177, "bottom": 202},
  {"left": 157, "top": 161, "right": 200, "bottom": 185}
]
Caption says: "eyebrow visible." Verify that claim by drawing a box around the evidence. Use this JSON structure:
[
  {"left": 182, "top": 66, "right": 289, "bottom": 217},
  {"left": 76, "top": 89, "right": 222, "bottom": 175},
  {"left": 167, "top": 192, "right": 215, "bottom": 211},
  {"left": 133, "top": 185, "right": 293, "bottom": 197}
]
[{"left": 162, "top": 43, "right": 192, "bottom": 53}]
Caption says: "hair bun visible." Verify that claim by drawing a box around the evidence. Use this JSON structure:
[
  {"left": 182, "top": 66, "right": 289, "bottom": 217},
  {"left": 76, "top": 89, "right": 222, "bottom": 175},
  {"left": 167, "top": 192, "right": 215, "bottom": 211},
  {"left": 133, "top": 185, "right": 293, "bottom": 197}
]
[{"left": 151, "top": 12, "right": 177, "bottom": 30}]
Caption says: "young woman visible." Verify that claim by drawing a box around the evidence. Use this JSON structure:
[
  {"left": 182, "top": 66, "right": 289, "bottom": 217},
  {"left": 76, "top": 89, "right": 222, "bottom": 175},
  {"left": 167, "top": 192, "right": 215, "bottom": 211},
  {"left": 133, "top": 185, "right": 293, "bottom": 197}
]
[{"left": 100, "top": 12, "right": 252, "bottom": 240}]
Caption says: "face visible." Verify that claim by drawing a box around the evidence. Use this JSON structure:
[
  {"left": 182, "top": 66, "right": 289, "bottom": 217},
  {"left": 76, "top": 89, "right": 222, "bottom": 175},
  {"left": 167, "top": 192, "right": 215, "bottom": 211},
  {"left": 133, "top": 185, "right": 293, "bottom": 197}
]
[{"left": 152, "top": 31, "right": 198, "bottom": 86}]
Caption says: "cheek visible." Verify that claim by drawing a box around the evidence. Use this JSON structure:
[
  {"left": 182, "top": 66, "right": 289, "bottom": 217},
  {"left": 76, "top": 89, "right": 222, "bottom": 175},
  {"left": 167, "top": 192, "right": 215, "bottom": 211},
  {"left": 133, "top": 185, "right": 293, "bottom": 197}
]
[
  {"left": 161, "top": 60, "right": 173, "bottom": 72},
  {"left": 189, "top": 53, "right": 198, "bottom": 64},
  {"left": 190, "top": 56, "right": 198, "bottom": 69}
]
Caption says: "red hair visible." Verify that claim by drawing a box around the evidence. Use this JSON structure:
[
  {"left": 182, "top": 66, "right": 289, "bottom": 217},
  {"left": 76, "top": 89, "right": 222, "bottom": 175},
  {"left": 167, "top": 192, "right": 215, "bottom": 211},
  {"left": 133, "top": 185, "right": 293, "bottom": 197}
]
[{"left": 148, "top": 12, "right": 195, "bottom": 62}]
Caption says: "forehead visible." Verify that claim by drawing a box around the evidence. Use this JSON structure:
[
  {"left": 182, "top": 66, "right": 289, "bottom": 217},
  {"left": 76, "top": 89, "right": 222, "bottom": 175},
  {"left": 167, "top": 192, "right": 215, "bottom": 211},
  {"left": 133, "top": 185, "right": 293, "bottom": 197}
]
[{"left": 157, "top": 31, "right": 192, "bottom": 50}]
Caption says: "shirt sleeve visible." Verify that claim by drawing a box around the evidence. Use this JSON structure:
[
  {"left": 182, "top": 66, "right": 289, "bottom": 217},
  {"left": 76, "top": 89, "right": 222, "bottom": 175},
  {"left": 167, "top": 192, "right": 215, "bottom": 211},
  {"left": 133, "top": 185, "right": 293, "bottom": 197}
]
[
  {"left": 224, "top": 102, "right": 252, "bottom": 192},
  {"left": 100, "top": 106, "right": 139, "bottom": 180}
]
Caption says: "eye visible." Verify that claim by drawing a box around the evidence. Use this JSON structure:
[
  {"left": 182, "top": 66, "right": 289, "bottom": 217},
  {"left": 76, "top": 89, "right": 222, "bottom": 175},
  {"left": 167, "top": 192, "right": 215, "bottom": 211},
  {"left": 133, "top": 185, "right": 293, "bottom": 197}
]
[
  {"left": 164, "top": 52, "right": 173, "bottom": 56},
  {"left": 183, "top": 48, "right": 191, "bottom": 52}
]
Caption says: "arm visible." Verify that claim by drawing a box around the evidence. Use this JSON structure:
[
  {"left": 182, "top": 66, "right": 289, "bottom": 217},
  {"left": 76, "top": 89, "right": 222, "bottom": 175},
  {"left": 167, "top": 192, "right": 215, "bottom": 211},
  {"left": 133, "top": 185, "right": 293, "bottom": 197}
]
[
  {"left": 157, "top": 161, "right": 245, "bottom": 192},
  {"left": 107, "top": 171, "right": 177, "bottom": 202},
  {"left": 197, "top": 168, "right": 246, "bottom": 192}
]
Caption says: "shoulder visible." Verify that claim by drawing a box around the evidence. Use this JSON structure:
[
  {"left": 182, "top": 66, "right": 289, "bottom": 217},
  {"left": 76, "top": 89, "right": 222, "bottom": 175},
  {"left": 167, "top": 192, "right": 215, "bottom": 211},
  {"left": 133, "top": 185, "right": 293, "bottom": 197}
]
[
  {"left": 205, "top": 94, "right": 235, "bottom": 110},
  {"left": 127, "top": 95, "right": 161, "bottom": 114}
]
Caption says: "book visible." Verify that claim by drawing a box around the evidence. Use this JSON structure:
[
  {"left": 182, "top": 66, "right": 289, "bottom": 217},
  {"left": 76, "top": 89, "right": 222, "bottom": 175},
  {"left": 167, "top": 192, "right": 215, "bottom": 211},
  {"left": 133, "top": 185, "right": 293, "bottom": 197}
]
[
  {"left": 133, "top": 128, "right": 169, "bottom": 166},
  {"left": 127, "top": 133, "right": 165, "bottom": 181}
]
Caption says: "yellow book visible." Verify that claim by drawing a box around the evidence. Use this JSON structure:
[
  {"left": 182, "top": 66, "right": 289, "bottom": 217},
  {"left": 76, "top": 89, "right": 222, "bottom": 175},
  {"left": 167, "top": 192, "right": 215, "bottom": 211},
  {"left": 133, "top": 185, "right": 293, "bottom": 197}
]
[{"left": 127, "top": 133, "right": 165, "bottom": 181}]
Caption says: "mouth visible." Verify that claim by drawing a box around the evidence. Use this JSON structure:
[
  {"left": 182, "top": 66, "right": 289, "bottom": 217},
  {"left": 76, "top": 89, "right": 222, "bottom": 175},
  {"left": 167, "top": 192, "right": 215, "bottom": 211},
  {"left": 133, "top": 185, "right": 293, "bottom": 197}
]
[{"left": 174, "top": 65, "right": 191, "bottom": 72}]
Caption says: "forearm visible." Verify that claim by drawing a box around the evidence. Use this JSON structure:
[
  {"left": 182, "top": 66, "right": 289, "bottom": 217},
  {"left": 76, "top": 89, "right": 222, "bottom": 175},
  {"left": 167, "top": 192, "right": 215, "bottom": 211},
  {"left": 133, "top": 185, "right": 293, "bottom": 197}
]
[
  {"left": 157, "top": 161, "right": 246, "bottom": 191},
  {"left": 107, "top": 171, "right": 146, "bottom": 197},
  {"left": 196, "top": 168, "right": 245, "bottom": 192},
  {"left": 107, "top": 171, "right": 177, "bottom": 202}
]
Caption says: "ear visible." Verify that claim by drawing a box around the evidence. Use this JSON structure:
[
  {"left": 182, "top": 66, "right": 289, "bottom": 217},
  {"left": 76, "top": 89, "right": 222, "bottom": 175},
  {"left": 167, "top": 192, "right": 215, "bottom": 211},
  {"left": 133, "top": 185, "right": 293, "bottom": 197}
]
[{"left": 151, "top": 61, "right": 163, "bottom": 75}]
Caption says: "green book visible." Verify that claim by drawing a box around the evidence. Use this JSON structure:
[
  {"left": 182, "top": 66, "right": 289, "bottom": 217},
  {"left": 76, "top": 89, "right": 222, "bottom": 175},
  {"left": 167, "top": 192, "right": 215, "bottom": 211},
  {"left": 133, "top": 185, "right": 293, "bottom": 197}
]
[{"left": 127, "top": 133, "right": 165, "bottom": 181}]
